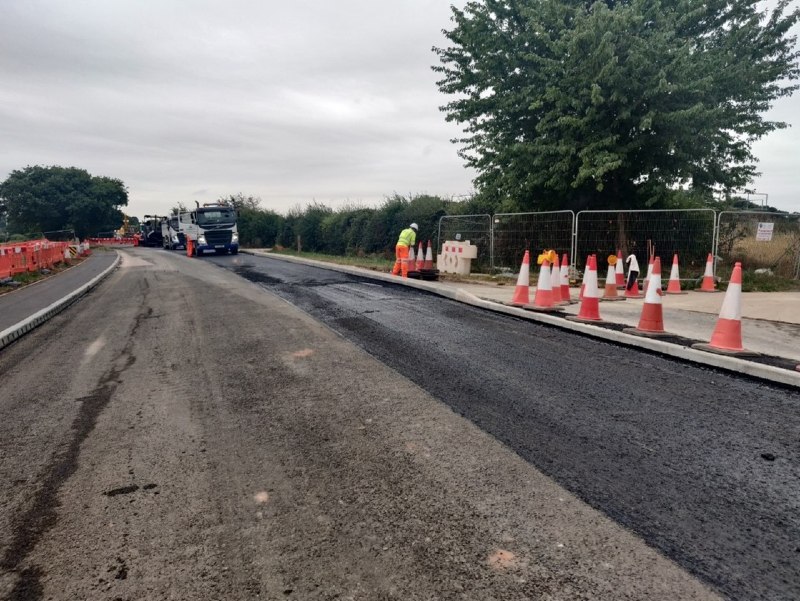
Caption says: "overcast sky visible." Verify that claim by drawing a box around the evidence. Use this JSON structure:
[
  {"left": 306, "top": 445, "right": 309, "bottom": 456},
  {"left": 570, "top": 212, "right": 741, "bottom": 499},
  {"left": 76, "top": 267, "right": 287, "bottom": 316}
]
[{"left": 1, "top": 0, "right": 797, "bottom": 217}]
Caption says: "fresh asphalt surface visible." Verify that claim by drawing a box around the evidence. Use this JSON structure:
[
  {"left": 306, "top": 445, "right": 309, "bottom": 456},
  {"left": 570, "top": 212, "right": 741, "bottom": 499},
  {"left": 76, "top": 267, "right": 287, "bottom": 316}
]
[
  {"left": 207, "top": 252, "right": 800, "bottom": 601},
  {"left": 0, "top": 246, "right": 794, "bottom": 600}
]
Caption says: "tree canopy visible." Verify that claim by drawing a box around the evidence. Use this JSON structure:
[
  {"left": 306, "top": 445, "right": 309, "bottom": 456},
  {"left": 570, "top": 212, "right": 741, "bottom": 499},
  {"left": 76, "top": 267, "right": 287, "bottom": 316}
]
[
  {"left": 0, "top": 166, "right": 128, "bottom": 238},
  {"left": 433, "top": 0, "right": 800, "bottom": 210}
]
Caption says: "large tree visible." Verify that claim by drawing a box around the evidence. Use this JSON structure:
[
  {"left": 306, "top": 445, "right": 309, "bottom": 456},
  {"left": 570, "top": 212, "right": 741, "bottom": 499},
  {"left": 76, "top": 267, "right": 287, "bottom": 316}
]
[
  {"left": 0, "top": 166, "right": 128, "bottom": 238},
  {"left": 433, "top": 0, "right": 800, "bottom": 210}
]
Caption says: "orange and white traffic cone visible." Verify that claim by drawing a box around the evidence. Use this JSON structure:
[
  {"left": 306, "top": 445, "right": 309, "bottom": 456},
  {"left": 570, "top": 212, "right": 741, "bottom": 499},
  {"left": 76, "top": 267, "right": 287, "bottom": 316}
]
[
  {"left": 417, "top": 242, "right": 425, "bottom": 271},
  {"left": 624, "top": 254, "right": 641, "bottom": 297},
  {"left": 423, "top": 241, "right": 434, "bottom": 269},
  {"left": 643, "top": 255, "right": 654, "bottom": 296},
  {"left": 550, "top": 262, "right": 563, "bottom": 304},
  {"left": 511, "top": 251, "right": 532, "bottom": 307},
  {"left": 665, "top": 254, "right": 686, "bottom": 294},
  {"left": 530, "top": 258, "right": 558, "bottom": 311},
  {"left": 579, "top": 255, "right": 591, "bottom": 300},
  {"left": 602, "top": 259, "right": 624, "bottom": 300},
  {"left": 407, "top": 246, "right": 417, "bottom": 272},
  {"left": 615, "top": 250, "right": 625, "bottom": 287},
  {"left": 692, "top": 262, "right": 758, "bottom": 356},
  {"left": 625, "top": 257, "right": 669, "bottom": 336},
  {"left": 697, "top": 253, "right": 719, "bottom": 292},
  {"left": 560, "top": 254, "right": 572, "bottom": 303},
  {"left": 568, "top": 255, "right": 602, "bottom": 322}
]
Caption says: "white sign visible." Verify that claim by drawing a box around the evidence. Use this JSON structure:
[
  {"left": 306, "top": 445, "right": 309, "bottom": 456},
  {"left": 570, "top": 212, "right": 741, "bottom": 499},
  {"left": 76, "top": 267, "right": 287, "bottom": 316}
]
[{"left": 756, "top": 222, "right": 774, "bottom": 242}]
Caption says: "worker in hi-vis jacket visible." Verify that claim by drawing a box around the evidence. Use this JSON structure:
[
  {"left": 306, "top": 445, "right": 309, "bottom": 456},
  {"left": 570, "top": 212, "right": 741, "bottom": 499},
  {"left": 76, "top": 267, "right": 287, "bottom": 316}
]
[{"left": 392, "top": 223, "right": 418, "bottom": 278}]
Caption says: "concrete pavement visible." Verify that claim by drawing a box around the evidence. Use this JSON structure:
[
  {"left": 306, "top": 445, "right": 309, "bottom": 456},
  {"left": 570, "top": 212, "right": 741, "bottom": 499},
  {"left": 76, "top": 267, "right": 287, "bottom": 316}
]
[{"left": 454, "top": 281, "right": 800, "bottom": 362}]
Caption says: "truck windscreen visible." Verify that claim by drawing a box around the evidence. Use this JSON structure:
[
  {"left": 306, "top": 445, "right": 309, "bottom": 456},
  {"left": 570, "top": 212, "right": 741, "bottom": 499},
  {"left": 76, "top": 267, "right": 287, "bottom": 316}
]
[{"left": 197, "top": 210, "right": 235, "bottom": 226}]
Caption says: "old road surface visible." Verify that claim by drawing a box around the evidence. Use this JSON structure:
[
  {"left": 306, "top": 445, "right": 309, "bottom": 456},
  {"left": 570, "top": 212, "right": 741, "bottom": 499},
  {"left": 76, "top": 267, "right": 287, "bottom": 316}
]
[{"left": 0, "top": 248, "right": 794, "bottom": 601}]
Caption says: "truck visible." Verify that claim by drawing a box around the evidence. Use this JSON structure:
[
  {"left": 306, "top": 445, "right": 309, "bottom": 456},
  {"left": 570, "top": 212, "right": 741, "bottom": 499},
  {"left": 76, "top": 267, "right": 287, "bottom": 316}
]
[
  {"left": 140, "top": 215, "right": 166, "bottom": 247},
  {"left": 184, "top": 202, "right": 239, "bottom": 256},
  {"left": 161, "top": 215, "right": 187, "bottom": 250}
]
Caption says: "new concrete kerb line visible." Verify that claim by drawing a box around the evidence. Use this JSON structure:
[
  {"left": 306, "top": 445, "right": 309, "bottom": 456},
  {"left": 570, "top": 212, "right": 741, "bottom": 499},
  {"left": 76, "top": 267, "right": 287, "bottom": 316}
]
[
  {"left": 243, "top": 249, "right": 800, "bottom": 390},
  {"left": 0, "top": 251, "right": 121, "bottom": 351}
]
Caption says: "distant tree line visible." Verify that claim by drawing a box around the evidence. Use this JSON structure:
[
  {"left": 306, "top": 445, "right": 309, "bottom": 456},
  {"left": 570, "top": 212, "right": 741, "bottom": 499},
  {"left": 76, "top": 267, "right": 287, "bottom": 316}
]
[
  {"left": 224, "top": 190, "right": 794, "bottom": 257},
  {"left": 0, "top": 165, "right": 128, "bottom": 240},
  {"left": 219, "top": 192, "right": 499, "bottom": 255}
]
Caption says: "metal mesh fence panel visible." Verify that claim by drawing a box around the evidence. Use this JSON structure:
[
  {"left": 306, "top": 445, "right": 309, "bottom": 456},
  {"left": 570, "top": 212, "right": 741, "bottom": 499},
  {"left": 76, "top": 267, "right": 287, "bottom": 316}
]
[
  {"left": 437, "top": 215, "right": 493, "bottom": 271},
  {"left": 491, "top": 211, "right": 575, "bottom": 272},
  {"left": 575, "top": 209, "right": 716, "bottom": 280},
  {"left": 715, "top": 211, "right": 800, "bottom": 280}
]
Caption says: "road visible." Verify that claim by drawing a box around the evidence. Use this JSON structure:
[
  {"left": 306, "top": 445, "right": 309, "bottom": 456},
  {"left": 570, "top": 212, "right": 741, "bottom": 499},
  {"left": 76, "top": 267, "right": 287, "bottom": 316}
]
[{"left": 0, "top": 247, "right": 794, "bottom": 600}]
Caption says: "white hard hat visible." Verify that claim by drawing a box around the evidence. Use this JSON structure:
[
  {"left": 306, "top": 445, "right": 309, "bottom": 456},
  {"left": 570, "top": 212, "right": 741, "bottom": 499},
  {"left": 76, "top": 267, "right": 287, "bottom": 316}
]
[{"left": 410, "top": 223, "right": 418, "bottom": 231}]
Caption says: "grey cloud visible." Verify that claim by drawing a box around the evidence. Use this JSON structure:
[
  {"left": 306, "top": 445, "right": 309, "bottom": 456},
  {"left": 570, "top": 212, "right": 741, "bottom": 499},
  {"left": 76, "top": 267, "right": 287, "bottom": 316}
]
[{"left": 0, "top": 0, "right": 796, "bottom": 218}]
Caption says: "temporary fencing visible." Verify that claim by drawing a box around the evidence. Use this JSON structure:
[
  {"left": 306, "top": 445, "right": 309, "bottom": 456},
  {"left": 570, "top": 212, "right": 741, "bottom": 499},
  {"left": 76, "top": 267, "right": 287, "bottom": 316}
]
[
  {"left": 575, "top": 209, "right": 716, "bottom": 281},
  {"left": 0, "top": 239, "right": 73, "bottom": 278},
  {"left": 491, "top": 211, "right": 575, "bottom": 272},
  {"left": 437, "top": 214, "right": 493, "bottom": 271},
  {"left": 714, "top": 211, "right": 800, "bottom": 280},
  {"left": 87, "top": 237, "right": 136, "bottom": 245},
  {"left": 434, "top": 207, "right": 798, "bottom": 282}
]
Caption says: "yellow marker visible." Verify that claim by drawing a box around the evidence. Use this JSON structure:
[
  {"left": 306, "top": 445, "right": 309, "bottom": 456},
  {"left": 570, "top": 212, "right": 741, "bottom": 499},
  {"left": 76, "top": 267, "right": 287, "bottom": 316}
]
[{"left": 608, "top": 254, "right": 618, "bottom": 266}]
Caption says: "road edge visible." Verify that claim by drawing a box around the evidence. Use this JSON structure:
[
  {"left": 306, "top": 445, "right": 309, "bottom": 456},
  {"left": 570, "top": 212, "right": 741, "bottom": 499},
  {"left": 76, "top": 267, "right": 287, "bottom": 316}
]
[
  {"left": 0, "top": 251, "right": 121, "bottom": 351},
  {"left": 241, "top": 250, "right": 800, "bottom": 389}
]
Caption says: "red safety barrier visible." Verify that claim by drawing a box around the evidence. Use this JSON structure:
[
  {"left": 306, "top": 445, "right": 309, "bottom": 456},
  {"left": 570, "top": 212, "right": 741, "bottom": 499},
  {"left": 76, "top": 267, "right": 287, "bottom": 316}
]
[
  {"left": 0, "top": 247, "right": 11, "bottom": 279},
  {"left": 87, "top": 237, "right": 135, "bottom": 245},
  {"left": 0, "top": 239, "right": 74, "bottom": 277}
]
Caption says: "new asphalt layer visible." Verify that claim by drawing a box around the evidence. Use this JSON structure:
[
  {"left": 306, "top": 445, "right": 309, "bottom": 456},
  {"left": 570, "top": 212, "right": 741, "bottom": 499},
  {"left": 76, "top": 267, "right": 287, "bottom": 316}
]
[{"left": 240, "top": 249, "right": 800, "bottom": 389}]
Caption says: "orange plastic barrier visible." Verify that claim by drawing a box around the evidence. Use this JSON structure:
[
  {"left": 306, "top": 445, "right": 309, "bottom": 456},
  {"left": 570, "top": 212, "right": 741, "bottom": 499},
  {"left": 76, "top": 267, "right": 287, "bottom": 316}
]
[
  {"left": 0, "top": 247, "right": 11, "bottom": 279},
  {"left": 0, "top": 239, "right": 72, "bottom": 277},
  {"left": 87, "top": 237, "right": 135, "bottom": 245}
]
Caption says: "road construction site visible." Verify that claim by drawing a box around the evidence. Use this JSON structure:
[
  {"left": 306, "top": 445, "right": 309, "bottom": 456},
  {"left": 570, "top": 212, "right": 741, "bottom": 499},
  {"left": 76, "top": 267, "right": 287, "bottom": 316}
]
[{"left": 1, "top": 246, "right": 798, "bottom": 600}]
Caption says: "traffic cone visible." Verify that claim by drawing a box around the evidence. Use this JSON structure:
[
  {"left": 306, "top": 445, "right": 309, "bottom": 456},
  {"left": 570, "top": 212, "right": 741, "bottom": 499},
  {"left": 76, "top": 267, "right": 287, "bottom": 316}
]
[
  {"left": 665, "top": 254, "right": 687, "bottom": 294},
  {"left": 624, "top": 254, "right": 641, "bottom": 297},
  {"left": 186, "top": 236, "right": 193, "bottom": 257},
  {"left": 560, "top": 254, "right": 572, "bottom": 303},
  {"left": 625, "top": 257, "right": 669, "bottom": 336},
  {"left": 603, "top": 260, "right": 624, "bottom": 300},
  {"left": 643, "top": 255, "right": 655, "bottom": 296},
  {"left": 530, "top": 258, "right": 558, "bottom": 311},
  {"left": 697, "top": 254, "right": 719, "bottom": 292},
  {"left": 550, "top": 262, "right": 563, "bottom": 304},
  {"left": 423, "top": 241, "right": 434, "bottom": 269},
  {"left": 511, "top": 251, "right": 532, "bottom": 307},
  {"left": 579, "top": 255, "right": 590, "bottom": 300},
  {"left": 568, "top": 255, "right": 602, "bottom": 322},
  {"left": 692, "top": 262, "right": 758, "bottom": 356},
  {"left": 64, "top": 245, "right": 72, "bottom": 265},
  {"left": 417, "top": 242, "right": 425, "bottom": 271},
  {"left": 408, "top": 246, "right": 417, "bottom": 272},
  {"left": 615, "top": 250, "right": 625, "bottom": 287}
]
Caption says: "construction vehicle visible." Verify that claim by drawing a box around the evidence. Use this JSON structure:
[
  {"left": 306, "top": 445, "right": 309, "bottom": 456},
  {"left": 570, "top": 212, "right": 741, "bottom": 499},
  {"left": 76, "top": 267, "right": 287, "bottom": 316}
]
[
  {"left": 141, "top": 215, "right": 166, "bottom": 247},
  {"left": 161, "top": 215, "right": 186, "bottom": 250},
  {"left": 184, "top": 202, "right": 239, "bottom": 256}
]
